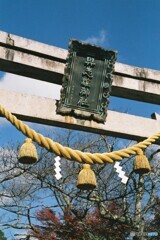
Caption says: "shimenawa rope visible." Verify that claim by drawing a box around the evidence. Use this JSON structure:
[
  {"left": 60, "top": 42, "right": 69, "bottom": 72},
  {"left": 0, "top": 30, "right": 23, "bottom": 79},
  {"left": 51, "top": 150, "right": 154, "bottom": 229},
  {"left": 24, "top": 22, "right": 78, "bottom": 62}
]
[{"left": 0, "top": 103, "right": 159, "bottom": 164}]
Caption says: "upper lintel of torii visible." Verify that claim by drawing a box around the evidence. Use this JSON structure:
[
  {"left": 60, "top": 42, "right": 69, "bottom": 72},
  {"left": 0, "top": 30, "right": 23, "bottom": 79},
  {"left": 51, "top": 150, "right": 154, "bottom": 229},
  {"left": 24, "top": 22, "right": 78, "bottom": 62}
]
[{"left": 0, "top": 31, "right": 159, "bottom": 141}]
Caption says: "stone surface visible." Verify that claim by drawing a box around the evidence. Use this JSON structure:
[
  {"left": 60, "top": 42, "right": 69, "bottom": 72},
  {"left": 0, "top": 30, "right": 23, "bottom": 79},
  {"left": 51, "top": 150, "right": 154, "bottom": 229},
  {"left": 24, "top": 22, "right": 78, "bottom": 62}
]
[
  {"left": 0, "top": 31, "right": 160, "bottom": 104},
  {"left": 0, "top": 31, "right": 159, "bottom": 142},
  {"left": 0, "top": 89, "right": 159, "bottom": 141}
]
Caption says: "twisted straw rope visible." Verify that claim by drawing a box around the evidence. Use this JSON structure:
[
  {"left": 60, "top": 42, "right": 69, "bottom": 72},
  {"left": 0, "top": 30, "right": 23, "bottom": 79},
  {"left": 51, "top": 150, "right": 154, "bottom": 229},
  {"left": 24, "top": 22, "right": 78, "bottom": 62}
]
[{"left": 0, "top": 103, "right": 160, "bottom": 164}]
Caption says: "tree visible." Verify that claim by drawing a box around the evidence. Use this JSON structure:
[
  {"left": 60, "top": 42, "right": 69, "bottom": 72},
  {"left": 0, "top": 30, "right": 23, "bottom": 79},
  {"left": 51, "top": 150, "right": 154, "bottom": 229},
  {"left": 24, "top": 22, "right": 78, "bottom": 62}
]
[
  {"left": 30, "top": 205, "right": 130, "bottom": 240},
  {"left": 0, "top": 230, "right": 7, "bottom": 240},
  {"left": 0, "top": 130, "right": 159, "bottom": 239},
  {"left": 145, "top": 196, "right": 160, "bottom": 237}
]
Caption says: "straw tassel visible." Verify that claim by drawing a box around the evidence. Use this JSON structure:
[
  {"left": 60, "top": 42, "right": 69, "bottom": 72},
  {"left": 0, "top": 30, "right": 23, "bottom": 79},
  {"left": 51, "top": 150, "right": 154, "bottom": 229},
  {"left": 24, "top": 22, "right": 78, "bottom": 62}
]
[
  {"left": 134, "top": 149, "right": 151, "bottom": 174},
  {"left": 77, "top": 164, "right": 97, "bottom": 190},
  {"left": 18, "top": 138, "right": 38, "bottom": 164}
]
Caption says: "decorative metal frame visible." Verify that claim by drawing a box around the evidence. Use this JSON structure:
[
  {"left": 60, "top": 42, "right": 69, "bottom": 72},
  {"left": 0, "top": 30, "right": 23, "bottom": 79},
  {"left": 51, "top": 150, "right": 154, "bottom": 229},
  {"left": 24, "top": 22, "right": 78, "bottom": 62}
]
[{"left": 57, "top": 39, "right": 117, "bottom": 123}]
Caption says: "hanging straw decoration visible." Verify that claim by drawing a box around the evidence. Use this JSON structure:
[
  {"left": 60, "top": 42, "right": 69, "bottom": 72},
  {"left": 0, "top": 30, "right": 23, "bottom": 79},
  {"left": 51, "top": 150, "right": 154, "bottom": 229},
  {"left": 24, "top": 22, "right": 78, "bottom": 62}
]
[
  {"left": 134, "top": 149, "right": 151, "bottom": 174},
  {"left": 77, "top": 164, "right": 97, "bottom": 190},
  {"left": 18, "top": 138, "right": 38, "bottom": 164}
]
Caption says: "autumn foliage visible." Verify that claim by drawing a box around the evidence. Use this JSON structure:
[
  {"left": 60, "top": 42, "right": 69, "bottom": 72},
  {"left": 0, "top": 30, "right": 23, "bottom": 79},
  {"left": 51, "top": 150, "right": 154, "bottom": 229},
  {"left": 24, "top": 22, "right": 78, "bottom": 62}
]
[{"left": 31, "top": 203, "right": 131, "bottom": 240}]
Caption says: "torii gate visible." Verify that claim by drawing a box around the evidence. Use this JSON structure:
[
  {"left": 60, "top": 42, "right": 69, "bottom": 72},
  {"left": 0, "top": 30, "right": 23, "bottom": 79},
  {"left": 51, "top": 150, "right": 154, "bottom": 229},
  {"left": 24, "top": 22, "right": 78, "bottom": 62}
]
[{"left": 0, "top": 31, "right": 159, "bottom": 142}]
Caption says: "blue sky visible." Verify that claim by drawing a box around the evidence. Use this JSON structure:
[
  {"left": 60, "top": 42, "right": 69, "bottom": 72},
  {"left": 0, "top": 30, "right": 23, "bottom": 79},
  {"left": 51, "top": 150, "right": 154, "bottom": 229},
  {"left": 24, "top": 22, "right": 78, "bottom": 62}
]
[
  {"left": 0, "top": 1, "right": 160, "bottom": 238},
  {"left": 0, "top": 0, "right": 159, "bottom": 144},
  {"left": 0, "top": 0, "right": 159, "bottom": 151},
  {"left": 1, "top": 0, "right": 160, "bottom": 69}
]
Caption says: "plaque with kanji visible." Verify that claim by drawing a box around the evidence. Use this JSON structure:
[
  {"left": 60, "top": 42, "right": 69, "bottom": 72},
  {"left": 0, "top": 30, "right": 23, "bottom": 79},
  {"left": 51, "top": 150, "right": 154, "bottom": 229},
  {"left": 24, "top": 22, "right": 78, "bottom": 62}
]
[{"left": 57, "top": 39, "right": 117, "bottom": 123}]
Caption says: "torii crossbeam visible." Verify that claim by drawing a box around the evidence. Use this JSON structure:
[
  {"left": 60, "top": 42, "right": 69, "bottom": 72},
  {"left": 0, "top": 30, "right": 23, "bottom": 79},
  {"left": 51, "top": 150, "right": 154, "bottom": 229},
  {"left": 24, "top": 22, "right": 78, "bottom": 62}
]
[{"left": 0, "top": 31, "right": 159, "bottom": 141}]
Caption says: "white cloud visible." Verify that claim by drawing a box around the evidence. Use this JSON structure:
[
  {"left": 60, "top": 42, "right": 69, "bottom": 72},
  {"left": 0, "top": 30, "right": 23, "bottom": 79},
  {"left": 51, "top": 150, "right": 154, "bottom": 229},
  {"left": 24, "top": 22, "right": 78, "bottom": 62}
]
[
  {"left": 83, "top": 30, "right": 108, "bottom": 46},
  {"left": 0, "top": 72, "right": 61, "bottom": 100}
]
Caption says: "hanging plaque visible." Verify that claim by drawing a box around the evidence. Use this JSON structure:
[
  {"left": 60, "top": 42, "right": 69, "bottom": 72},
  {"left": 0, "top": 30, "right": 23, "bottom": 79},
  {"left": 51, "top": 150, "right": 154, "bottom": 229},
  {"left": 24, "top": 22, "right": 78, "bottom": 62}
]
[{"left": 57, "top": 39, "right": 117, "bottom": 123}]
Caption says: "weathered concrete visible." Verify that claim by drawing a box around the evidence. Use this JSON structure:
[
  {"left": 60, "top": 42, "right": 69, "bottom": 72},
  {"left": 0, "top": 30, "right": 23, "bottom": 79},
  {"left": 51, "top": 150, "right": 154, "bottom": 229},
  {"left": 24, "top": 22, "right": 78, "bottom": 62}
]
[
  {"left": 0, "top": 88, "right": 159, "bottom": 141},
  {"left": 115, "top": 62, "right": 160, "bottom": 82},
  {"left": 0, "top": 31, "right": 160, "bottom": 82},
  {"left": 0, "top": 31, "right": 160, "bottom": 104},
  {"left": 112, "top": 75, "right": 160, "bottom": 103},
  {"left": 0, "top": 31, "right": 159, "bottom": 141},
  {"left": 0, "top": 46, "right": 64, "bottom": 84},
  {"left": 0, "top": 31, "right": 67, "bottom": 62}
]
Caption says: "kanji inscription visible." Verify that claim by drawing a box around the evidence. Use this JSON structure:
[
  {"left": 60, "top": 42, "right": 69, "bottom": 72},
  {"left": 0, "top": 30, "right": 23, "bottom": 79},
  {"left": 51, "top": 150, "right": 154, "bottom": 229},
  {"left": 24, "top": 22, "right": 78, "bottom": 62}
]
[{"left": 57, "top": 39, "right": 117, "bottom": 123}]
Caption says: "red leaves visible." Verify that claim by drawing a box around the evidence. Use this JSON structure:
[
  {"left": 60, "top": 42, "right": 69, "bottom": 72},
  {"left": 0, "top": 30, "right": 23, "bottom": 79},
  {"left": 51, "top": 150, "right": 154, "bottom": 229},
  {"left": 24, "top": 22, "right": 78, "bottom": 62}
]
[
  {"left": 63, "top": 207, "right": 75, "bottom": 224},
  {"left": 86, "top": 208, "right": 100, "bottom": 225},
  {"left": 36, "top": 208, "right": 60, "bottom": 226},
  {"left": 31, "top": 203, "right": 130, "bottom": 240}
]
